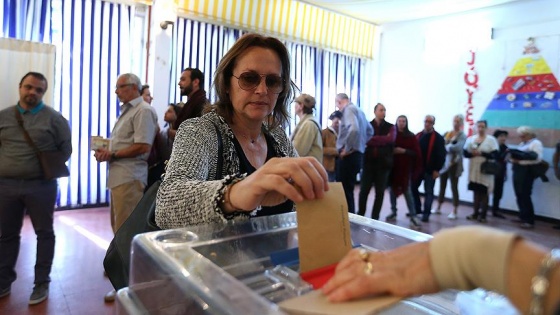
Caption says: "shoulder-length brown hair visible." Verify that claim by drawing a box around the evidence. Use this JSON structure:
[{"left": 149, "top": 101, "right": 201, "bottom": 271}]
[{"left": 212, "top": 33, "right": 297, "bottom": 129}]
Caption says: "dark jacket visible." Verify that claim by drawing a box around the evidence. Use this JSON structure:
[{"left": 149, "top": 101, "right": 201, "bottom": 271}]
[
  {"left": 416, "top": 130, "right": 446, "bottom": 173},
  {"left": 364, "top": 119, "right": 396, "bottom": 168},
  {"left": 173, "top": 89, "right": 209, "bottom": 130}
]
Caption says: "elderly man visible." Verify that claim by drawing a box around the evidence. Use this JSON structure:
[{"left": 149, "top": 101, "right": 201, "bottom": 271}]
[
  {"left": 0, "top": 72, "right": 72, "bottom": 305},
  {"left": 95, "top": 73, "right": 157, "bottom": 301},
  {"left": 335, "top": 93, "right": 374, "bottom": 214},
  {"left": 411, "top": 115, "right": 446, "bottom": 223}
]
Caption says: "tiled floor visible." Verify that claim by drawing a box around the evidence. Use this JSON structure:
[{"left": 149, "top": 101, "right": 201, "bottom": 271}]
[{"left": 0, "top": 188, "right": 558, "bottom": 314}]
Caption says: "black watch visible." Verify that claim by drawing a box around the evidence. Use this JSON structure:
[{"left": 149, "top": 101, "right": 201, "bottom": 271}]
[{"left": 111, "top": 152, "right": 118, "bottom": 160}]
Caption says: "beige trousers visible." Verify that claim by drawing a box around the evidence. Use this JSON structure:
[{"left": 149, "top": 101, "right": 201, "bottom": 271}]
[{"left": 110, "top": 180, "right": 145, "bottom": 233}]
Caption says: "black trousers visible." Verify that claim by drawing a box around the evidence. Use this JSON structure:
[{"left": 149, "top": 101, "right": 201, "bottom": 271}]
[
  {"left": 0, "top": 178, "right": 58, "bottom": 289},
  {"left": 336, "top": 152, "right": 363, "bottom": 214},
  {"left": 358, "top": 164, "right": 391, "bottom": 220},
  {"left": 513, "top": 165, "right": 536, "bottom": 224},
  {"left": 492, "top": 169, "right": 506, "bottom": 211}
]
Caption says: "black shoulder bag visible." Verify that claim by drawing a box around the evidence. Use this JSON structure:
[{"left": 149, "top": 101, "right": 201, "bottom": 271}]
[
  {"left": 15, "top": 108, "right": 69, "bottom": 180},
  {"left": 103, "top": 120, "right": 224, "bottom": 291},
  {"left": 480, "top": 158, "right": 500, "bottom": 175}
]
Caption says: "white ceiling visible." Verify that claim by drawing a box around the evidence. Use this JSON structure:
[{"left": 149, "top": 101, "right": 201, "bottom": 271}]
[{"left": 302, "top": 0, "right": 525, "bottom": 25}]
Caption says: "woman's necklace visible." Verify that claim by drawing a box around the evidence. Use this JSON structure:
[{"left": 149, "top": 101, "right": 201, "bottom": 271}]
[{"left": 238, "top": 132, "right": 262, "bottom": 144}]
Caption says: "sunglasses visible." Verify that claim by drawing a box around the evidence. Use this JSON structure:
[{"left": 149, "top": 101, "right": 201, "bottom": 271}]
[{"left": 232, "top": 71, "right": 284, "bottom": 94}]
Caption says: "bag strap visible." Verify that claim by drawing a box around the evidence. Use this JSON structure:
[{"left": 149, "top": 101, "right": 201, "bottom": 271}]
[
  {"left": 211, "top": 120, "right": 223, "bottom": 180},
  {"left": 15, "top": 107, "right": 41, "bottom": 155},
  {"left": 426, "top": 131, "right": 436, "bottom": 166},
  {"left": 309, "top": 119, "right": 323, "bottom": 142}
]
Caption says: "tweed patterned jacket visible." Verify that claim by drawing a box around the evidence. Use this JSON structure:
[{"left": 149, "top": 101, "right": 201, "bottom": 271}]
[{"left": 155, "top": 110, "right": 297, "bottom": 229}]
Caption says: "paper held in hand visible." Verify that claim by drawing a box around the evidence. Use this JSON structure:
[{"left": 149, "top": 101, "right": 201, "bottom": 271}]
[{"left": 91, "top": 136, "right": 110, "bottom": 151}]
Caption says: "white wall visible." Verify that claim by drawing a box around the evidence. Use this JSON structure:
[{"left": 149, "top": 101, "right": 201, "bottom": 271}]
[
  {"left": 0, "top": 38, "right": 56, "bottom": 110},
  {"left": 375, "top": 0, "right": 560, "bottom": 219}
]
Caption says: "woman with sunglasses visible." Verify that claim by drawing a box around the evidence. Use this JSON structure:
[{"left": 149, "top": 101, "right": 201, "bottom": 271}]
[{"left": 155, "top": 34, "right": 328, "bottom": 229}]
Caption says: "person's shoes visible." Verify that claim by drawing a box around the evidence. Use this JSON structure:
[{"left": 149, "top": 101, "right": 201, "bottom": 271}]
[
  {"left": 409, "top": 217, "right": 421, "bottom": 229},
  {"left": 552, "top": 225, "right": 560, "bottom": 230},
  {"left": 492, "top": 213, "right": 506, "bottom": 219},
  {"left": 478, "top": 217, "right": 487, "bottom": 223},
  {"left": 447, "top": 213, "right": 457, "bottom": 220},
  {"left": 29, "top": 283, "right": 49, "bottom": 305},
  {"left": 104, "top": 289, "right": 116, "bottom": 303},
  {"left": 520, "top": 223, "right": 534, "bottom": 229},
  {"left": 0, "top": 286, "right": 10, "bottom": 299},
  {"left": 431, "top": 208, "right": 441, "bottom": 215},
  {"left": 511, "top": 218, "right": 523, "bottom": 223},
  {"left": 466, "top": 214, "right": 478, "bottom": 221},
  {"left": 385, "top": 213, "right": 397, "bottom": 222},
  {"left": 420, "top": 217, "right": 429, "bottom": 223}
]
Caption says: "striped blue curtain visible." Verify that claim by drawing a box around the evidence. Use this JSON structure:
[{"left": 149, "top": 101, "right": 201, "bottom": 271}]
[
  {"left": 170, "top": 17, "right": 369, "bottom": 134},
  {"left": 170, "top": 20, "right": 245, "bottom": 105},
  {"left": 286, "top": 43, "right": 365, "bottom": 133},
  {"left": 2, "top": 0, "right": 139, "bottom": 207},
  {"left": 49, "top": 0, "right": 139, "bottom": 207},
  {"left": 0, "top": 0, "right": 51, "bottom": 42}
]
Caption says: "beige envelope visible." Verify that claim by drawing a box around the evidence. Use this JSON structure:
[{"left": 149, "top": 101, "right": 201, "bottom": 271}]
[
  {"left": 295, "top": 182, "right": 352, "bottom": 273},
  {"left": 282, "top": 182, "right": 403, "bottom": 314},
  {"left": 279, "top": 290, "right": 401, "bottom": 315}
]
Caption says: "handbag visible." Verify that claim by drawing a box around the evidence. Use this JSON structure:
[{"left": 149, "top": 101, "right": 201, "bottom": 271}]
[
  {"left": 531, "top": 160, "right": 550, "bottom": 182},
  {"left": 103, "top": 180, "right": 162, "bottom": 291},
  {"left": 15, "top": 108, "right": 70, "bottom": 180},
  {"left": 480, "top": 159, "right": 500, "bottom": 175},
  {"left": 103, "top": 119, "right": 224, "bottom": 290}
]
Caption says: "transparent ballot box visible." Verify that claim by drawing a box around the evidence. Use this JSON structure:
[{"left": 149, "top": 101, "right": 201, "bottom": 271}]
[{"left": 118, "top": 213, "right": 499, "bottom": 315}]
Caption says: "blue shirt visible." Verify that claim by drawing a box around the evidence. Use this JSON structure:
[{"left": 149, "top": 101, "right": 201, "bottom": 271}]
[{"left": 336, "top": 103, "right": 373, "bottom": 153}]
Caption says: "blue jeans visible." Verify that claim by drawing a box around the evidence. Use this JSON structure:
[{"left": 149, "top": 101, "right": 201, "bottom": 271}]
[
  {"left": 336, "top": 152, "right": 363, "bottom": 214},
  {"left": 0, "top": 178, "right": 58, "bottom": 288},
  {"left": 389, "top": 186, "right": 416, "bottom": 217},
  {"left": 412, "top": 172, "right": 436, "bottom": 220}
]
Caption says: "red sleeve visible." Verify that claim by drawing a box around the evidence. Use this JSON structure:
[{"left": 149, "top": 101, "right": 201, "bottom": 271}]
[
  {"left": 366, "top": 125, "right": 396, "bottom": 147},
  {"left": 412, "top": 137, "right": 423, "bottom": 180}
]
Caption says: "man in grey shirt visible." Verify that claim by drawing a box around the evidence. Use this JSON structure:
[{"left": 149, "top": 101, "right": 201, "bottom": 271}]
[
  {"left": 94, "top": 73, "right": 157, "bottom": 302},
  {"left": 335, "top": 93, "right": 374, "bottom": 214},
  {"left": 0, "top": 72, "right": 72, "bottom": 305}
]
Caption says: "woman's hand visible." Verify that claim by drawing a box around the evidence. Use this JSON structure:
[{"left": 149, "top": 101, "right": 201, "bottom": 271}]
[
  {"left": 322, "top": 243, "right": 440, "bottom": 302},
  {"left": 227, "top": 157, "right": 328, "bottom": 212}
]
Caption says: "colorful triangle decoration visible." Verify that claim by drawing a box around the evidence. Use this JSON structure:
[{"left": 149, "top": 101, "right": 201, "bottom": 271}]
[{"left": 482, "top": 38, "right": 560, "bottom": 130}]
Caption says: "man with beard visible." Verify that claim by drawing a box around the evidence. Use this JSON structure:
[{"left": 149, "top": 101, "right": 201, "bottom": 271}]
[
  {"left": 358, "top": 103, "right": 396, "bottom": 220},
  {"left": 170, "top": 68, "right": 210, "bottom": 139},
  {"left": 0, "top": 72, "right": 72, "bottom": 305}
]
